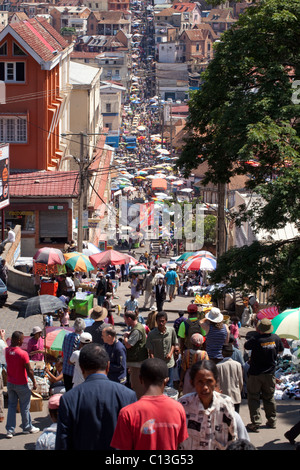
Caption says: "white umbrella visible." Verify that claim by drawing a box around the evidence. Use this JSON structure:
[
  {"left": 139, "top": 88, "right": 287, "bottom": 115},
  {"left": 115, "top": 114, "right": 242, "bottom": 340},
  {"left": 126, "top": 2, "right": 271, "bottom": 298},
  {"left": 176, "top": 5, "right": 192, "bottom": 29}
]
[
  {"left": 156, "top": 148, "right": 170, "bottom": 155},
  {"left": 180, "top": 188, "right": 193, "bottom": 193}
]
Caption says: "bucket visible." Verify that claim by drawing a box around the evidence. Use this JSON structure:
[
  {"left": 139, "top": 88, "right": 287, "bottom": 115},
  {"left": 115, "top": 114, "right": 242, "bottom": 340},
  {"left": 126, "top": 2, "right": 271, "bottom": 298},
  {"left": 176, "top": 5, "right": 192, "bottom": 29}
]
[
  {"left": 164, "top": 386, "right": 179, "bottom": 400},
  {"left": 223, "top": 315, "right": 230, "bottom": 325}
]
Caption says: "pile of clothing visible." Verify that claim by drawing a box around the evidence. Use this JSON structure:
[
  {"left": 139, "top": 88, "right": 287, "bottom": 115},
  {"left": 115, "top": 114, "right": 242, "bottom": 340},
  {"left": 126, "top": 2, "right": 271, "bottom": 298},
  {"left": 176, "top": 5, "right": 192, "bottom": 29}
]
[{"left": 274, "top": 344, "right": 300, "bottom": 400}]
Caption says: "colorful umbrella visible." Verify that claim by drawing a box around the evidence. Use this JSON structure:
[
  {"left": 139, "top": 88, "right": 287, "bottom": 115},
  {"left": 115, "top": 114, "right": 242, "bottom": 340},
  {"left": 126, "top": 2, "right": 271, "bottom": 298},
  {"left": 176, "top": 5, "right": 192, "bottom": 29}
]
[
  {"left": 33, "top": 247, "right": 65, "bottom": 265},
  {"left": 129, "top": 265, "right": 149, "bottom": 274},
  {"left": 257, "top": 306, "right": 279, "bottom": 320},
  {"left": 175, "top": 252, "right": 197, "bottom": 262},
  {"left": 45, "top": 327, "right": 74, "bottom": 351},
  {"left": 64, "top": 252, "right": 95, "bottom": 272},
  {"left": 183, "top": 256, "right": 217, "bottom": 271},
  {"left": 271, "top": 307, "right": 300, "bottom": 340},
  {"left": 89, "top": 250, "right": 133, "bottom": 268}
]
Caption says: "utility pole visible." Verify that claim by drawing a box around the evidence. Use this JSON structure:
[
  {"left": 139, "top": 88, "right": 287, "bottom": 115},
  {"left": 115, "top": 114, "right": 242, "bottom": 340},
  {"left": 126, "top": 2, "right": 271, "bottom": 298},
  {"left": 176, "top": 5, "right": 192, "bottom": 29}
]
[
  {"left": 61, "top": 131, "right": 108, "bottom": 253},
  {"left": 217, "top": 182, "right": 226, "bottom": 259},
  {"left": 77, "top": 131, "right": 85, "bottom": 253}
]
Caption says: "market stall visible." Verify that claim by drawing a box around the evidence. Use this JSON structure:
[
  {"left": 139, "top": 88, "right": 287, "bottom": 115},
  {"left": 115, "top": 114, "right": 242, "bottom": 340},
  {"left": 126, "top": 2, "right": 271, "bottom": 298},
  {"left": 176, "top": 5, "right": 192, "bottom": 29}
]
[{"left": 68, "top": 292, "right": 94, "bottom": 317}]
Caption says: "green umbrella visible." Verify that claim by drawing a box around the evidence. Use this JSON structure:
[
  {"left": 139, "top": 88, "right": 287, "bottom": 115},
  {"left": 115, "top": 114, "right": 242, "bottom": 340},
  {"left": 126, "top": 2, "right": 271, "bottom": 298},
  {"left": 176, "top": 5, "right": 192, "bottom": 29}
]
[{"left": 271, "top": 307, "right": 300, "bottom": 340}]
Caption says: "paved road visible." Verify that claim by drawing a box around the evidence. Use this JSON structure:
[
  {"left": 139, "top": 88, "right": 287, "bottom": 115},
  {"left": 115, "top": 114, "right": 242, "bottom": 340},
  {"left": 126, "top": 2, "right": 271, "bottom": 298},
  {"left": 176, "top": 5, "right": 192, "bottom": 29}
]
[{"left": 0, "top": 278, "right": 299, "bottom": 450}]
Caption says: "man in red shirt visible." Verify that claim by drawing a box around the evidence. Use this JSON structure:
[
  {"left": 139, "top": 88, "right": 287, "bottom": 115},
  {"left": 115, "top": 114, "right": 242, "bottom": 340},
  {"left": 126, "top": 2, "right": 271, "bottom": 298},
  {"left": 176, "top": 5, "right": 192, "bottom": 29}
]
[
  {"left": 5, "top": 330, "right": 40, "bottom": 438},
  {"left": 110, "top": 358, "right": 188, "bottom": 450}
]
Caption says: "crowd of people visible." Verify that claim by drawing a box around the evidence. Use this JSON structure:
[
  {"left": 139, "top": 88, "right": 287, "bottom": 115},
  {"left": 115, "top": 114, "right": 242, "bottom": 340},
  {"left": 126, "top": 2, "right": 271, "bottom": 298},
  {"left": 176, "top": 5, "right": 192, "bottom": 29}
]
[
  {"left": 1, "top": 285, "right": 296, "bottom": 450},
  {"left": 0, "top": 2, "right": 298, "bottom": 453}
]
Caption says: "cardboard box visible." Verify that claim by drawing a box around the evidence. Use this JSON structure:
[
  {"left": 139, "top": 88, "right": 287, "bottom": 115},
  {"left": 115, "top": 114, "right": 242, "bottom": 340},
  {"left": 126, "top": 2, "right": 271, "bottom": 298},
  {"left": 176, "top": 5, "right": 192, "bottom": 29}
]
[{"left": 17, "top": 391, "right": 43, "bottom": 413}]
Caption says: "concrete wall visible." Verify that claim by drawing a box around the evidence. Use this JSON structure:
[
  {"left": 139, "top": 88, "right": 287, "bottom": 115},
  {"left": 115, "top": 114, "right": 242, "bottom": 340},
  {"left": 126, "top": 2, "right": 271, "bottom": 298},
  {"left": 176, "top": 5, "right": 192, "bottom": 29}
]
[{"left": 3, "top": 225, "right": 35, "bottom": 296}]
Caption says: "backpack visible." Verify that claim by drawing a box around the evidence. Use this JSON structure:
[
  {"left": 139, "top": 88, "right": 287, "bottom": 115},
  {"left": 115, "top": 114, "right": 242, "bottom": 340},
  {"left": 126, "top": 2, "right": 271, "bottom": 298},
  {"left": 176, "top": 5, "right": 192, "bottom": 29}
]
[{"left": 184, "top": 318, "right": 203, "bottom": 349}]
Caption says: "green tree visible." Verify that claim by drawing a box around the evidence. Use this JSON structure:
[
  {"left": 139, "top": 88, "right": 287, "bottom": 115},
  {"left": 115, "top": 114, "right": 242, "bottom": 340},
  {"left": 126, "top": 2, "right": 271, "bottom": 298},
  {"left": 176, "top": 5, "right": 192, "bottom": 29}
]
[{"left": 176, "top": 0, "right": 300, "bottom": 309}]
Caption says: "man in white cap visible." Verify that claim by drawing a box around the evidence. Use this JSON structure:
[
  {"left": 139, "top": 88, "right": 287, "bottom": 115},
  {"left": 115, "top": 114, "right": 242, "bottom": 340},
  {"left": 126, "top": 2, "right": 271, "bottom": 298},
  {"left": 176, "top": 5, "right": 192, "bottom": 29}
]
[
  {"left": 69, "top": 332, "right": 93, "bottom": 387},
  {"left": 244, "top": 318, "right": 284, "bottom": 433},
  {"left": 200, "top": 307, "right": 230, "bottom": 363}
]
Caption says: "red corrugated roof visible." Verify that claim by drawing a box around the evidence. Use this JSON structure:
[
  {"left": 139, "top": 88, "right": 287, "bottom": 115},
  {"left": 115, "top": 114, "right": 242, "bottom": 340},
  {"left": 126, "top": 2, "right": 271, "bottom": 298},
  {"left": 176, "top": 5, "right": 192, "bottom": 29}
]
[
  {"left": 9, "top": 171, "right": 79, "bottom": 197},
  {"left": 9, "top": 18, "right": 68, "bottom": 63}
]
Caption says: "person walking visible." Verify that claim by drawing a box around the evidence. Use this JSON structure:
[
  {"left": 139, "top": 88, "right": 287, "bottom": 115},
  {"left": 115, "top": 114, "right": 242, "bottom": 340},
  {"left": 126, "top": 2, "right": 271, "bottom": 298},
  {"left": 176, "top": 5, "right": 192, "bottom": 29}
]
[
  {"left": 95, "top": 271, "right": 107, "bottom": 306},
  {"left": 61, "top": 317, "right": 86, "bottom": 392},
  {"left": 110, "top": 358, "right": 188, "bottom": 450},
  {"left": 177, "top": 303, "right": 205, "bottom": 354},
  {"left": 146, "top": 311, "right": 178, "bottom": 387},
  {"left": 216, "top": 344, "right": 244, "bottom": 413},
  {"left": 143, "top": 268, "right": 155, "bottom": 309},
  {"left": 244, "top": 318, "right": 284, "bottom": 432},
  {"left": 179, "top": 333, "right": 208, "bottom": 396},
  {"left": 55, "top": 344, "right": 136, "bottom": 450},
  {"left": 178, "top": 360, "right": 238, "bottom": 450},
  {"left": 84, "top": 306, "right": 107, "bottom": 345},
  {"left": 102, "top": 325, "right": 127, "bottom": 384},
  {"left": 155, "top": 277, "right": 166, "bottom": 312},
  {"left": 69, "top": 332, "right": 93, "bottom": 387},
  {"left": 123, "top": 311, "right": 148, "bottom": 399},
  {"left": 164, "top": 267, "right": 178, "bottom": 302},
  {"left": 5, "top": 331, "right": 40, "bottom": 438},
  {"left": 200, "top": 308, "right": 230, "bottom": 363}
]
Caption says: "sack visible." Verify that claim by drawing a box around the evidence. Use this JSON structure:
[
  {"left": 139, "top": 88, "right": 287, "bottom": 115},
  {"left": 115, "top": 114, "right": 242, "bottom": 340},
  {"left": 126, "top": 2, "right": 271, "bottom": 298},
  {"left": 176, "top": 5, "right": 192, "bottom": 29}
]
[
  {"left": 17, "top": 391, "right": 43, "bottom": 413},
  {"left": 184, "top": 319, "right": 202, "bottom": 349}
]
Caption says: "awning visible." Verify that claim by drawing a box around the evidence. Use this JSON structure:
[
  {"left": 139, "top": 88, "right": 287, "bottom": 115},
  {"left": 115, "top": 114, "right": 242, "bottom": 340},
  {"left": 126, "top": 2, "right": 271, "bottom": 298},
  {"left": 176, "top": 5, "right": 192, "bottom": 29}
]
[{"left": 152, "top": 178, "right": 167, "bottom": 190}]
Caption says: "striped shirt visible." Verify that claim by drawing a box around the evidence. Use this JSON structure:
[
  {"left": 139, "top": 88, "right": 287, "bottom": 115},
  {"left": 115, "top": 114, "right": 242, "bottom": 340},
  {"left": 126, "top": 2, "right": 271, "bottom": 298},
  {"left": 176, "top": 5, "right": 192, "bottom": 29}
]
[
  {"left": 62, "top": 332, "right": 80, "bottom": 376},
  {"left": 205, "top": 324, "right": 228, "bottom": 360}
]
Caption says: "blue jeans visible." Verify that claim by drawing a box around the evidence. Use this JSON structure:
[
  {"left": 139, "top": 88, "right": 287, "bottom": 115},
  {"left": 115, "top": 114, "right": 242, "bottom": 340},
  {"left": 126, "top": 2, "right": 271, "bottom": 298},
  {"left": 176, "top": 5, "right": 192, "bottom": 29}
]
[
  {"left": 6, "top": 382, "right": 32, "bottom": 433},
  {"left": 167, "top": 366, "right": 174, "bottom": 388},
  {"left": 97, "top": 295, "right": 105, "bottom": 306}
]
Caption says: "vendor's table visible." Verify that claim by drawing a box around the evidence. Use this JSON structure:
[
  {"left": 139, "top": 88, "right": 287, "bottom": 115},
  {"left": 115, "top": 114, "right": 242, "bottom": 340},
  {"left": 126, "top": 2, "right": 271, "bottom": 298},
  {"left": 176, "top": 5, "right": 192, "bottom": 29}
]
[
  {"left": 40, "top": 281, "right": 58, "bottom": 296},
  {"left": 68, "top": 294, "right": 94, "bottom": 316}
]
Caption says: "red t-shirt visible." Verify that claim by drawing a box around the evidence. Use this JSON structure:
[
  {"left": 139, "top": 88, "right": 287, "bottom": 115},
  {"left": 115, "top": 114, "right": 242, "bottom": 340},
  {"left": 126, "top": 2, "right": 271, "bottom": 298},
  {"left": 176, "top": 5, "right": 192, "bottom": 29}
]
[
  {"left": 111, "top": 394, "right": 188, "bottom": 450},
  {"left": 5, "top": 346, "right": 30, "bottom": 385}
]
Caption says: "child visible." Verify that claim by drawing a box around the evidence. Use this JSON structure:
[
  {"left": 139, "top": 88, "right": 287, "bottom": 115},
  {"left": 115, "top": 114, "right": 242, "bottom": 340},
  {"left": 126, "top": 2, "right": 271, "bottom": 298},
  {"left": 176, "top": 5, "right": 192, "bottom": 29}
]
[
  {"left": 229, "top": 316, "right": 240, "bottom": 348},
  {"left": 35, "top": 394, "right": 62, "bottom": 450},
  {"left": 59, "top": 308, "right": 70, "bottom": 327}
]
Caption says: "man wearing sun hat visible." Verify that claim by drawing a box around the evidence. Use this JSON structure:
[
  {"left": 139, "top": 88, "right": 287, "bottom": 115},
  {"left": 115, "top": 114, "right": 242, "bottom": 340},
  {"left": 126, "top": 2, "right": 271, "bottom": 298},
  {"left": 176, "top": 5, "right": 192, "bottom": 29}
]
[
  {"left": 244, "top": 318, "right": 284, "bottom": 433},
  {"left": 85, "top": 306, "right": 108, "bottom": 345}
]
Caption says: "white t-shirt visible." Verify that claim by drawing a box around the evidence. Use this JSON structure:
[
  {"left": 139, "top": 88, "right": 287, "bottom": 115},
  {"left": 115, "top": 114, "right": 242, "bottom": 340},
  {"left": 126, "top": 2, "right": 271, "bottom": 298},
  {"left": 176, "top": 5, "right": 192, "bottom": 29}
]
[{"left": 69, "top": 349, "right": 84, "bottom": 387}]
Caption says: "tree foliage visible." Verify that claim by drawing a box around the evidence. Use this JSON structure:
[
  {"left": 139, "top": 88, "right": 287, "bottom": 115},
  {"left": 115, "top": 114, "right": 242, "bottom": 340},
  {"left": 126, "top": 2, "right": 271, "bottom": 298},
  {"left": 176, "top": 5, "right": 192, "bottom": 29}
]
[{"left": 176, "top": 0, "right": 300, "bottom": 309}]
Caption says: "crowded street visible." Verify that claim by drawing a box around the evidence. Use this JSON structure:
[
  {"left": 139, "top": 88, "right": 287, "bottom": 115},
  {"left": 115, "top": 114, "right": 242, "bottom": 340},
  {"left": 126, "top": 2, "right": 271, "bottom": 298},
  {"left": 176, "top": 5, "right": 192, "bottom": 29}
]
[{"left": 0, "top": 0, "right": 299, "bottom": 455}]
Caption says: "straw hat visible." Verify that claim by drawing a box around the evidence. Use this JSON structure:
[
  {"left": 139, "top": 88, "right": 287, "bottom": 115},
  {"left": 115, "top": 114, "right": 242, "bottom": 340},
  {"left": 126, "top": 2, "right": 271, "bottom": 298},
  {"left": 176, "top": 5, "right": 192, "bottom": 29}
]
[
  {"left": 89, "top": 306, "right": 108, "bottom": 321},
  {"left": 257, "top": 318, "right": 273, "bottom": 334}
]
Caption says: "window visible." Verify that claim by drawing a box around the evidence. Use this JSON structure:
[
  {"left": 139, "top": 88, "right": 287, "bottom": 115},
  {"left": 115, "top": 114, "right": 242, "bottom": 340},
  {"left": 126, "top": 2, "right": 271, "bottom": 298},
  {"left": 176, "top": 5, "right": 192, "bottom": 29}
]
[
  {"left": 13, "top": 42, "right": 26, "bottom": 56},
  {"left": 106, "top": 103, "right": 111, "bottom": 112},
  {"left": 0, "top": 42, "right": 7, "bottom": 56},
  {"left": 0, "top": 62, "right": 25, "bottom": 82},
  {"left": 0, "top": 116, "right": 27, "bottom": 143}
]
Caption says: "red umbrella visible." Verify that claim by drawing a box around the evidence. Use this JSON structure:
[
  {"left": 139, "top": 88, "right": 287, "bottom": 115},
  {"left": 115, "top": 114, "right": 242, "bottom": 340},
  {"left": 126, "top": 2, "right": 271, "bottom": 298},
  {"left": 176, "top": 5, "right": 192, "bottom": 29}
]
[{"left": 89, "top": 250, "right": 135, "bottom": 268}]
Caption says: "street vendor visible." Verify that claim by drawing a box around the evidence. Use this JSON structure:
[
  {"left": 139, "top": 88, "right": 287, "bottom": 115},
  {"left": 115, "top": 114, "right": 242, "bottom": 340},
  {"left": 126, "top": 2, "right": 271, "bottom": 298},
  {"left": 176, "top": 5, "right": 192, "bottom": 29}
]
[{"left": 27, "top": 326, "right": 44, "bottom": 362}]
